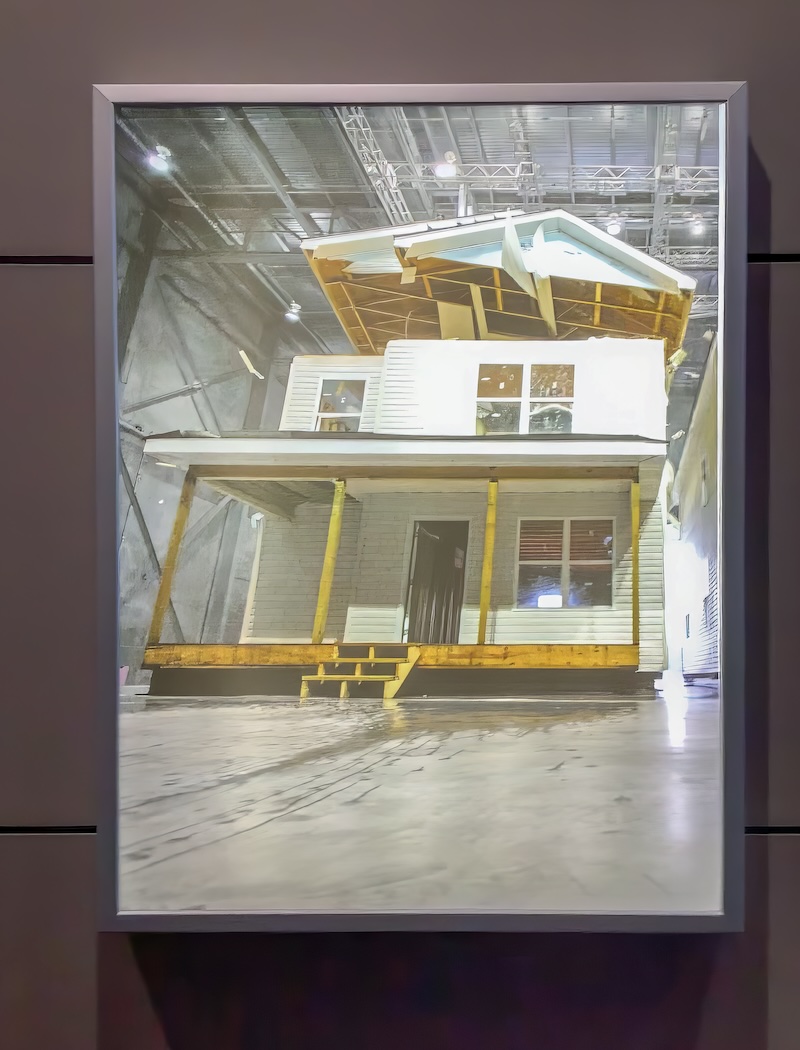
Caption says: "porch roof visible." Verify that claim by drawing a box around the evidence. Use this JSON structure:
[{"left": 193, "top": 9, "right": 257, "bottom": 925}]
[{"left": 144, "top": 434, "right": 666, "bottom": 479}]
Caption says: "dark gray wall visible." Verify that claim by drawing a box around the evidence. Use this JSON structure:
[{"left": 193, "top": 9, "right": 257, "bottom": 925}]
[{"left": 0, "top": 2, "right": 793, "bottom": 1045}]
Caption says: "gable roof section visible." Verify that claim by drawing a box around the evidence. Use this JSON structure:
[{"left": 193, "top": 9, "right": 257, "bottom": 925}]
[{"left": 303, "top": 209, "right": 696, "bottom": 360}]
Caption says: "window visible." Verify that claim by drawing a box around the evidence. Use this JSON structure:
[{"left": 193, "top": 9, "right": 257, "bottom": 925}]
[
  {"left": 476, "top": 363, "right": 522, "bottom": 434},
  {"left": 476, "top": 363, "right": 574, "bottom": 435},
  {"left": 529, "top": 364, "right": 574, "bottom": 434},
  {"left": 316, "top": 379, "right": 366, "bottom": 433},
  {"left": 517, "top": 518, "right": 614, "bottom": 609}
]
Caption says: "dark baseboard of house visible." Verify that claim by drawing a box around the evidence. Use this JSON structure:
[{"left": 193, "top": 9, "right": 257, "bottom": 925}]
[{"left": 146, "top": 666, "right": 657, "bottom": 701}]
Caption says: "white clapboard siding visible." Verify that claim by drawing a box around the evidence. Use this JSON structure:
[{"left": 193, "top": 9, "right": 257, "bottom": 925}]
[
  {"left": 343, "top": 483, "right": 665, "bottom": 669},
  {"left": 245, "top": 499, "right": 362, "bottom": 642},
  {"left": 279, "top": 356, "right": 383, "bottom": 431},
  {"left": 375, "top": 339, "right": 667, "bottom": 438},
  {"left": 671, "top": 344, "right": 718, "bottom": 677},
  {"left": 279, "top": 338, "right": 667, "bottom": 439},
  {"left": 243, "top": 478, "right": 666, "bottom": 668},
  {"left": 637, "top": 457, "right": 667, "bottom": 671}
]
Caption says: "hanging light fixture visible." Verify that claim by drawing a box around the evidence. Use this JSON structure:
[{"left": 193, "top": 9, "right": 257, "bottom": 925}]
[
  {"left": 285, "top": 301, "right": 302, "bottom": 323},
  {"left": 147, "top": 145, "right": 171, "bottom": 173},
  {"left": 434, "top": 151, "right": 458, "bottom": 179}
]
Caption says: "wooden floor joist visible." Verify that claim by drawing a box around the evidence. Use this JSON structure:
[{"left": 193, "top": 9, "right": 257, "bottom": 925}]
[{"left": 143, "top": 642, "right": 640, "bottom": 671}]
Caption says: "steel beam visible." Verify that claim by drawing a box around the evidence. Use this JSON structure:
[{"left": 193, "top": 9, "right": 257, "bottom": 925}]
[
  {"left": 119, "top": 457, "right": 186, "bottom": 644},
  {"left": 118, "top": 208, "right": 160, "bottom": 379},
  {"left": 225, "top": 109, "right": 323, "bottom": 237},
  {"left": 335, "top": 107, "right": 416, "bottom": 225}
]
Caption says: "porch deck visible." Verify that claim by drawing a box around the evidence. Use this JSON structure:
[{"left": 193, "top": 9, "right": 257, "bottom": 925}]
[{"left": 143, "top": 642, "right": 640, "bottom": 671}]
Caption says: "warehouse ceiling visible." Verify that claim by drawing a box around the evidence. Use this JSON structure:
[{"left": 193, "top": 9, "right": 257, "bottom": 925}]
[{"left": 116, "top": 102, "right": 721, "bottom": 466}]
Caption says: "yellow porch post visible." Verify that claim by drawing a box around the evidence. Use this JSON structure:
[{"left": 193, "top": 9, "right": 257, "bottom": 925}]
[
  {"left": 311, "top": 480, "right": 347, "bottom": 644},
  {"left": 631, "top": 476, "right": 640, "bottom": 647},
  {"left": 147, "top": 469, "right": 196, "bottom": 648},
  {"left": 477, "top": 479, "right": 499, "bottom": 644}
]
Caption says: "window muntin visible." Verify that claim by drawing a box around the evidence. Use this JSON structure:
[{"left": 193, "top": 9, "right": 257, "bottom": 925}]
[
  {"left": 517, "top": 518, "right": 614, "bottom": 609},
  {"left": 476, "top": 363, "right": 575, "bottom": 435}
]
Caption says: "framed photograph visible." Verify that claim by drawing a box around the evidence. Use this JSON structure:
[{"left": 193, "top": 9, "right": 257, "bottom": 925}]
[{"left": 94, "top": 82, "right": 747, "bottom": 931}]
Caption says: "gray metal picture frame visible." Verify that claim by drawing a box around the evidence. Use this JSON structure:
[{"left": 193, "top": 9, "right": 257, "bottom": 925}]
[{"left": 93, "top": 81, "right": 747, "bottom": 932}]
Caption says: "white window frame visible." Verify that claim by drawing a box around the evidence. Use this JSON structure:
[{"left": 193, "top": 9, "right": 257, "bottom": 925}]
[
  {"left": 314, "top": 375, "right": 373, "bottom": 432},
  {"left": 476, "top": 362, "right": 575, "bottom": 436},
  {"left": 514, "top": 515, "right": 616, "bottom": 610}
]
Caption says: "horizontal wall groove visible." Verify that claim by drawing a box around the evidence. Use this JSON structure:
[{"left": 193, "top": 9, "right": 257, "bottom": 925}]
[
  {"left": 744, "top": 826, "right": 800, "bottom": 834},
  {"left": 0, "top": 825, "right": 97, "bottom": 834},
  {"left": 747, "top": 252, "right": 800, "bottom": 263},
  {"left": 0, "top": 255, "right": 93, "bottom": 265}
]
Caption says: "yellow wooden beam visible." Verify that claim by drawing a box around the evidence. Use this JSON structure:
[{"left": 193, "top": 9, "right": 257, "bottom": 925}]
[
  {"left": 593, "top": 282, "right": 602, "bottom": 327},
  {"left": 493, "top": 268, "right": 503, "bottom": 311},
  {"left": 477, "top": 479, "right": 498, "bottom": 644},
  {"left": 418, "top": 644, "right": 640, "bottom": 669},
  {"left": 470, "top": 283, "right": 490, "bottom": 338},
  {"left": 143, "top": 642, "right": 640, "bottom": 671},
  {"left": 146, "top": 470, "right": 196, "bottom": 648},
  {"left": 339, "top": 282, "right": 379, "bottom": 354},
  {"left": 311, "top": 480, "right": 346, "bottom": 644},
  {"left": 144, "top": 643, "right": 339, "bottom": 668},
  {"left": 631, "top": 477, "right": 641, "bottom": 647}
]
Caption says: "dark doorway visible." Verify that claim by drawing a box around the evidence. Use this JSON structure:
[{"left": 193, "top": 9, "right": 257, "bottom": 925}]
[{"left": 404, "top": 520, "right": 469, "bottom": 644}]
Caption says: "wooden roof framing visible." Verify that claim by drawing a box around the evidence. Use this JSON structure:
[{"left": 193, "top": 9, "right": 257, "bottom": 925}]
[{"left": 303, "top": 210, "right": 696, "bottom": 361}]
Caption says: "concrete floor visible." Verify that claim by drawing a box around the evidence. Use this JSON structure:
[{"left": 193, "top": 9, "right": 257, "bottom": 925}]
[{"left": 118, "top": 686, "right": 722, "bottom": 915}]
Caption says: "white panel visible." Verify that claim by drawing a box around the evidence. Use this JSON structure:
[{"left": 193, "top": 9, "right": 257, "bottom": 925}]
[{"left": 374, "top": 338, "right": 667, "bottom": 439}]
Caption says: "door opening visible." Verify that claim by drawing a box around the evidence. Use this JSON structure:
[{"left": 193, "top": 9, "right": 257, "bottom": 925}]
[{"left": 404, "top": 520, "right": 469, "bottom": 644}]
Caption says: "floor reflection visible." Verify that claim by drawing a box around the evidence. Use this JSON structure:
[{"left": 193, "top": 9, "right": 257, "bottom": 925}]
[{"left": 118, "top": 686, "right": 723, "bottom": 915}]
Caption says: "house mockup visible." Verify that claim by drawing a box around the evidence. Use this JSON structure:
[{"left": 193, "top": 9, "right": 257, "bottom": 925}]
[{"left": 142, "top": 210, "right": 697, "bottom": 701}]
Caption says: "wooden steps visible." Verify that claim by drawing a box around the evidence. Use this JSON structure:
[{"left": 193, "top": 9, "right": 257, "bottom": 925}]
[
  {"left": 299, "top": 644, "right": 420, "bottom": 703},
  {"left": 301, "top": 674, "right": 398, "bottom": 683}
]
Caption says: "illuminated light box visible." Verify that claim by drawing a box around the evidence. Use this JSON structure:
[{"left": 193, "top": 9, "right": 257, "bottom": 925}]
[{"left": 93, "top": 82, "right": 747, "bottom": 932}]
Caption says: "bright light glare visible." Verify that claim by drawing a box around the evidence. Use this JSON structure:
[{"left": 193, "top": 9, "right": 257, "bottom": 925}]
[
  {"left": 606, "top": 220, "right": 622, "bottom": 236},
  {"left": 147, "top": 153, "right": 169, "bottom": 173},
  {"left": 538, "top": 594, "right": 563, "bottom": 609},
  {"left": 434, "top": 162, "right": 458, "bottom": 179},
  {"left": 692, "top": 220, "right": 705, "bottom": 235}
]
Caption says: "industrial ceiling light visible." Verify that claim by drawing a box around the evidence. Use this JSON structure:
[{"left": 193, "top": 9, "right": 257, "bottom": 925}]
[
  {"left": 434, "top": 151, "right": 458, "bottom": 179},
  {"left": 285, "top": 301, "right": 302, "bottom": 323},
  {"left": 691, "top": 215, "right": 705, "bottom": 235},
  {"left": 147, "top": 145, "right": 171, "bottom": 173},
  {"left": 606, "top": 214, "right": 622, "bottom": 236}
]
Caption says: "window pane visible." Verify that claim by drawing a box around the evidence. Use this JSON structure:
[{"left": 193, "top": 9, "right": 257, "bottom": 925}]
[
  {"left": 477, "top": 363, "right": 523, "bottom": 398},
  {"left": 570, "top": 520, "right": 614, "bottom": 561},
  {"left": 318, "top": 379, "right": 365, "bottom": 415},
  {"left": 529, "top": 402, "right": 573, "bottom": 433},
  {"left": 568, "top": 565, "right": 613, "bottom": 607},
  {"left": 476, "top": 401, "right": 520, "bottom": 434},
  {"left": 519, "top": 520, "right": 563, "bottom": 560},
  {"left": 318, "top": 416, "right": 360, "bottom": 433},
  {"left": 530, "top": 364, "right": 574, "bottom": 399},
  {"left": 518, "top": 565, "right": 563, "bottom": 608}
]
